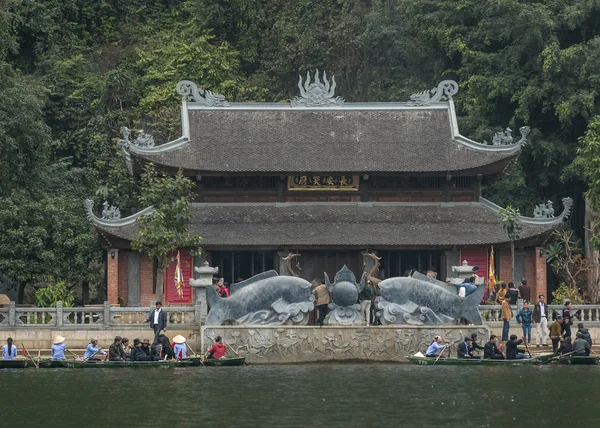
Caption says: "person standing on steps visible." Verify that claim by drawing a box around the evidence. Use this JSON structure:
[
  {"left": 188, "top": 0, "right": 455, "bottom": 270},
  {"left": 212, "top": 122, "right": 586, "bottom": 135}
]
[
  {"left": 532, "top": 294, "right": 549, "bottom": 347},
  {"left": 501, "top": 298, "right": 513, "bottom": 341},
  {"left": 516, "top": 302, "right": 534, "bottom": 346},
  {"left": 144, "top": 301, "right": 167, "bottom": 345},
  {"left": 313, "top": 280, "right": 331, "bottom": 327},
  {"left": 358, "top": 280, "right": 375, "bottom": 326}
]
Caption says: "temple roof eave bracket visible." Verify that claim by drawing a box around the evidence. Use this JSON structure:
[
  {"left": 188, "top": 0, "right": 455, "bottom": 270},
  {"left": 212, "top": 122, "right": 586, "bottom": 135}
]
[
  {"left": 479, "top": 197, "right": 573, "bottom": 226},
  {"left": 84, "top": 199, "right": 154, "bottom": 228}
]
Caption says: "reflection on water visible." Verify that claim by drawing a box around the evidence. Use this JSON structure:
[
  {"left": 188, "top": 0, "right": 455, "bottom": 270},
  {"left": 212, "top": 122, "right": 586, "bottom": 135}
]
[{"left": 2, "top": 364, "right": 600, "bottom": 427}]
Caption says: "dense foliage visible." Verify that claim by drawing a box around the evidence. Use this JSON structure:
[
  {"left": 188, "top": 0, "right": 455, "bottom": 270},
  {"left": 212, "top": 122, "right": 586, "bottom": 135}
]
[{"left": 2, "top": 0, "right": 600, "bottom": 301}]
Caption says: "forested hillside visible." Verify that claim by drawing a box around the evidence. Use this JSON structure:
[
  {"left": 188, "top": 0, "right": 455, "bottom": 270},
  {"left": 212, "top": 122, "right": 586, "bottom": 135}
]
[{"left": 2, "top": 0, "right": 600, "bottom": 301}]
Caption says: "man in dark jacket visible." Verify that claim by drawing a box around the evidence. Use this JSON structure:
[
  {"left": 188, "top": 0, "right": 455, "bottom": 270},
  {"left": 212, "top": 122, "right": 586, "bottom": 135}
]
[
  {"left": 483, "top": 335, "right": 505, "bottom": 360},
  {"left": 532, "top": 294, "right": 549, "bottom": 347},
  {"left": 505, "top": 335, "right": 529, "bottom": 360},
  {"left": 577, "top": 323, "right": 593, "bottom": 348},
  {"left": 573, "top": 331, "right": 591, "bottom": 356},
  {"left": 358, "top": 281, "right": 375, "bottom": 326},
  {"left": 108, "top": 336, "right": 126, "bottom": 361},
  {"left": 130, "top": 338, "right": 148, "bottom": 361},
  {"left": 144, "top": 301, "right": 167, "bottom": 345},
  {"left": 457, "top": 337, "right": 479, "bottom": 359}
]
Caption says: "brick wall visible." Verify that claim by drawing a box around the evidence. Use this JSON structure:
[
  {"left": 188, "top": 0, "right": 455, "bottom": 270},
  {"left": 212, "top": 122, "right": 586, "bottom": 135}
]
[
  {"left": 140, "top": 255, "right": 158, "bottom": 306},
  {"left": 498, "top": 249, "right": 513, "bottom": 283},
  {"left": 118, "top": 251, "right": 129, "bottom": 306},
  {"left": 106, "top": 249, "right": 119, "bottom": 305}
]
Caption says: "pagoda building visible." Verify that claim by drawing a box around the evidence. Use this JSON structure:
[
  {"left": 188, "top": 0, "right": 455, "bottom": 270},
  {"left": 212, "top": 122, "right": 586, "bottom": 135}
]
[{"left": 86, "top": 72, "right": 572, "bottom": 307}]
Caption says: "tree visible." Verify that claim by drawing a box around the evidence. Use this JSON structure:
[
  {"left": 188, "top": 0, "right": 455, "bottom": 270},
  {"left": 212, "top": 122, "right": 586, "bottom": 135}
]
[
  {"left": 545, "top": 226, "right": 589, "bottom": 299},
  {"left": 499, "top": 206, "right": 522, "bottom": 283},
  {"left": 131, "top": 164, "right": 202, "bottom": 295}
]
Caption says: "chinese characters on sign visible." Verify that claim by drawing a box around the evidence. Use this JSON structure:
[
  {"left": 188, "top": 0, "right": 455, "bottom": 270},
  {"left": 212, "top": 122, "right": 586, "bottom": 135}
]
[{"left": 288, "top": 175, "right": 359, "bottom": 191}]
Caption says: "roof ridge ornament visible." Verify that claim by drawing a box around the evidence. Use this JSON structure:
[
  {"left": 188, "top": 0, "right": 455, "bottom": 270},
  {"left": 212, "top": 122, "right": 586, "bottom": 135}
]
[
  {"left": 408, "top": 80, "right": 459, "bottom": 106},
  {"left": 484, "top": 126, "right": 530, "bottom": 146},
  {"left": 290, "top": 69, "right": 345, "bottom": 107},
  {"left": 176, "top": 80, "right": 229, "bottom": 107}
]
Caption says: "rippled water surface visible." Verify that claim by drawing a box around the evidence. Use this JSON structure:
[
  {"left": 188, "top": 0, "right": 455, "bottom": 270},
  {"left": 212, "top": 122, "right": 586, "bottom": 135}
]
[{"left": 1, "top": 363, "right": 600, "bottom": 427}]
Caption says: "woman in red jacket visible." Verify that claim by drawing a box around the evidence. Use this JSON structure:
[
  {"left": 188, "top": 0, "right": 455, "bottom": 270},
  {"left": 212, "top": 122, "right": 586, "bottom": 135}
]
[{"left": 207, "top": 336, "right": 227, "bottom": 359}]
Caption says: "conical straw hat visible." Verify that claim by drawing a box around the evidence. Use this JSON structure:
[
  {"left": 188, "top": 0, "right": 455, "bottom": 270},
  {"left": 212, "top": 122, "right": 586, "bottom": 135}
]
[
  {"left": 172, "top": 335, "right": 186, "bottom": 344},
  {"left": 53, "top": 335, "right": 65, "bottom": 344}
]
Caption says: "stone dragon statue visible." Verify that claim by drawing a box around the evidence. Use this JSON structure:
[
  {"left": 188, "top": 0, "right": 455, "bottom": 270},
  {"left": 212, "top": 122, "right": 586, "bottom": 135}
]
[{"left": 282, "top": 252, "right": 302, "bottom": 277}]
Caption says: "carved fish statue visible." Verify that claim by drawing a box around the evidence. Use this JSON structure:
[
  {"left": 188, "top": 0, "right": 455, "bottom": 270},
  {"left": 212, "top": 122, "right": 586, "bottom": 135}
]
[
  {"left": 206, "top": 271, "right": 314, "bottom": 325},
  {"left": 324, "top": 265, "right": 366, "bottom": 325},
  {"left": 376, "top": 276, "right": 484, "bottom": 325}
]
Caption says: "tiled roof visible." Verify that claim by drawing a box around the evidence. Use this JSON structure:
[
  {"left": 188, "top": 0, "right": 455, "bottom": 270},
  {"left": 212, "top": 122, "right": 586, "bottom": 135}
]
[
  {"left": 95, "top": 202, "right": 552, "bottom": 248},
  {"left": 131, "top": 108, "right": 519, "bottom": 174}
]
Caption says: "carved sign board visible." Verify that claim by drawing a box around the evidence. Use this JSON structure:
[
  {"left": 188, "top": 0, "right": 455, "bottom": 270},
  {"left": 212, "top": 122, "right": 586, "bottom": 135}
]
[{"left": 288, "top": 175, "right": 359, "bottom": 191}]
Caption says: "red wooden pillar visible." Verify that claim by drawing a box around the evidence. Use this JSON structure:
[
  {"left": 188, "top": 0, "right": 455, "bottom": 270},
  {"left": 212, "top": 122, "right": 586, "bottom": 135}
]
[
  {"left": 534, "top": 247, "right": 547, "bottom": 299},
  {"left": 107, "top": 249, "right": 119, "bottom": 305}
]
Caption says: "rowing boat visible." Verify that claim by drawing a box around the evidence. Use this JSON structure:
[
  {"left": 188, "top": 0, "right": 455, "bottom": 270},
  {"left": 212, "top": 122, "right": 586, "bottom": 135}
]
[
  {"left": 182, "top": 356, "right": 246, "bottom": 366},
  {"left": 533, "top": 352, "right": 556, "bottom": 362},
  {"left": 36, "top": 358, "right": 74, "bottom": 368},
  {"left": 59, "top": 359, "right": 196, "bottom": 368},
  {"left": 555, "top": 356, "right": 599, "bottom": 365},
  {"left": 406, "top": 356, "right": 540, "bottom": 366},
  {"left": 0, "top": 360, "right": 31, "bottom": 369}
]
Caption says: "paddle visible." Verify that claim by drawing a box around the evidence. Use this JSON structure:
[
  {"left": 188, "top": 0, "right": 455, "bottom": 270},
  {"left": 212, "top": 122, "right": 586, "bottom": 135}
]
[
  {"left": 523, "top": 338, "right": 533, "bottom": 359},
  {"left": 77, "top": 349, "right": 101, "bottom": 368},
  {"left": 224, "top": 341, "right": 248, "bottom": 365},
  {"left": 432, "top": 345, "right": 447, "bottom": 366},
  {"left": 542, "top": 351, "right": 575, "bottom": 365},
  {"left": 68, "top": 350, "right": 81, "bottom": 359},
  {"left": 21, "top": 344, "right": 39, "bottom": 369},
  {"left": 186, "top": 344, "right": 204, "bottom": 366}
]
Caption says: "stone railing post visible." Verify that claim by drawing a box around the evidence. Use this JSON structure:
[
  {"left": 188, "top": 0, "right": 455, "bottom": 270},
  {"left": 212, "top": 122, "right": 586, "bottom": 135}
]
[
  {"left": 56, "top": 301, "right": 64, "bottom": 329},
  {"left": 8, "top": 301, "right": 16, "bottom": 328},
  {"left": 194, "top": 302, "right": 202, "bottom": 328},
  {"left": 103, "top": 301, "right": 111, "bottom": 327}
]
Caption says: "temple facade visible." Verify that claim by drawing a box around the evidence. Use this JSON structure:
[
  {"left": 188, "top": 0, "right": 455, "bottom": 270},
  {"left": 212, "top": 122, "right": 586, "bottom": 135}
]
[{"left": 86, "top": 73, "right": 572, "bottom": 308}]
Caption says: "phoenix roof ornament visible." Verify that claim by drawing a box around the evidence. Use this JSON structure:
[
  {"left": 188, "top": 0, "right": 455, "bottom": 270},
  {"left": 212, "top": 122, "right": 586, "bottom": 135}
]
[
  {"left": 290, "top": 69, "right": 345, "bottom": 107},
  {"left": 176, "top": 80, "right": 229, "bottom": 107},
  {"left": 408, "top": 80, "right": 459, "bottom": 106}
]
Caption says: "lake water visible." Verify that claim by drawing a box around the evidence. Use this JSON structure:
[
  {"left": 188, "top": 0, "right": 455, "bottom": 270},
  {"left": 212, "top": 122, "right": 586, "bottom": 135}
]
[{"left": 2, "top": 364, "right": 599, "bottom": 427}]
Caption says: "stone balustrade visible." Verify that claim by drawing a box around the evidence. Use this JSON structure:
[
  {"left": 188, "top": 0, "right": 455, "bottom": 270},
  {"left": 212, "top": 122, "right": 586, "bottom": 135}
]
[
  {"left": 478, "top": 304, "right": 600, "bottom": 323},
  {"left": 0, "top": 301, "right": 201, "bottom": 329}
]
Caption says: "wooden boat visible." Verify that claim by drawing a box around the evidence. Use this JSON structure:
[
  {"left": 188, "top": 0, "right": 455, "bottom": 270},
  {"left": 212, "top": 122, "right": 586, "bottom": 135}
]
[
  {"left": 555, "top": 356, "right": 599, "bottom": 365},
  {"left": 36, "top": 358, "right": 73, "bottom": 368},
  {"left": 406, "top": 356, "right": 540, "bottom": 366},
  {"left": 186, "top": 356, "right": 246, "bottom": 367},
  {"left": 532, "top": 352, "right": 556, "bottom": 362},
  {"left": 59, "top": 359, "right": 196, "bottom": 368},
  {"left": 0, "top": 359, "right": 31, "bottom": 369}
]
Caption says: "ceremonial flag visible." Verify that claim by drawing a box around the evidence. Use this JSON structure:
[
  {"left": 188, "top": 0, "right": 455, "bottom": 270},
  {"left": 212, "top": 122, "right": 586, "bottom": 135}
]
[
  {"left": 488, "top": 246, "right": 496, "bottom": 294},
  {"left": 175, "top": 250, "right": 184, "bottom": 299}
]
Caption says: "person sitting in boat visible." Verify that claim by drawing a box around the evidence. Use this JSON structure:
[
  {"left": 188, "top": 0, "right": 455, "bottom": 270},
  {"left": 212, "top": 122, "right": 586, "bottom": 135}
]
[
  {"left": 577, "top": 323, "right": 593, "bottom": 349},
  {"left": 130, "top": 338, "right": 148, "bottom": 361},
  {"left": 505, "top": 335, "right": 530, "bottom": 360},
  {"left": 51, "top": 336, "right": 66, "bottom": 361},
  {"left": 483, "top": 335, "right": 505, "bottom": 360},
  {"left": 83, "top": 338, "right": 105, "bottom": 361},
  {"left": 158, "top": 335, "right": 175, "bottom": 360},
  {"left": 425, "top": 336, "right": 450, "bottom": 358},
  {"left": 109, "top": 336, "right": 126, "bottom": 362},
  {"left": 173, "top": 335, "right": 188, "bottom": 359},
  {"left": 121, "top": 338, "right": 132, "bottom": 360},
  {"left": 2, "top": 337, "right": 17, "bottom": 361},
  {"left": 140, "top": 339, "right": 152, "bottom": 360},
  {"left": 207, "top": 336, "right": 227, "bottom": 359},
  {"left": 573, "top": 331, "right": 591, "bottom": 357},
  {"left": 457, "top": 337, "right": 479, "bottom": 359},
  {"left": 558, "top": 337, "right": 573, "bottom": 356},
  {"left": 470, "top": 333, "right": 485, "bottom": 356}
]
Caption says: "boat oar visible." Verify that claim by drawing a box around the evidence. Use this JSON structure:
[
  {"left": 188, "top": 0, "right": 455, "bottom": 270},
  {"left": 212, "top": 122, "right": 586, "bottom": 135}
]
[
  {"left": 432, "top": 346, "right": 447, "bottom": 366},
  {"left": 22, "top": 345, "right": 39, "bottom": 369},
  {"left": 542, "top": 351, "right": 575, "bottom": 365},
  {"left": 224, "top": 341, "right": 248, "bottom": 365},
  {"left": 77, "top": 349, "right": 100, "bottom": 368},
  {"left": 68, "top": 350, "right": 81, "bottom": 360},
  {"left": 523, "top": 340, "right": 533, "bottom": 359},
  {"left": 186, "top": 344, "right": 204, "bottom": 366}
]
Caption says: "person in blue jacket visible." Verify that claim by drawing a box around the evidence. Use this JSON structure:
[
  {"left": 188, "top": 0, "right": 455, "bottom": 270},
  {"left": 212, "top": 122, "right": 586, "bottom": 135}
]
[{"left": 516, "top": 302, "right": 534, "bottom": 346}]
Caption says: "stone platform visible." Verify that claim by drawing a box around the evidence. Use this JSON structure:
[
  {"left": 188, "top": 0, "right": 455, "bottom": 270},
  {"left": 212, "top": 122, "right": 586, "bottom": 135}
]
[{"left": 201, "top": 325, "right": 490, "bottom": 364}]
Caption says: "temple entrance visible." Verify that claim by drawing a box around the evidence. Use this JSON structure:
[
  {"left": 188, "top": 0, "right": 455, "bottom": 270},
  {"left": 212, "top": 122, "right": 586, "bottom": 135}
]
[
  {"left": 299, "top": 251, "right": 362, "bottom": 282},
  {"left": 209, "top": 251, "right": 277, "bottom": 285},
  {"left": 377, "top": 250, "right": 442, "bottom": 279}
]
